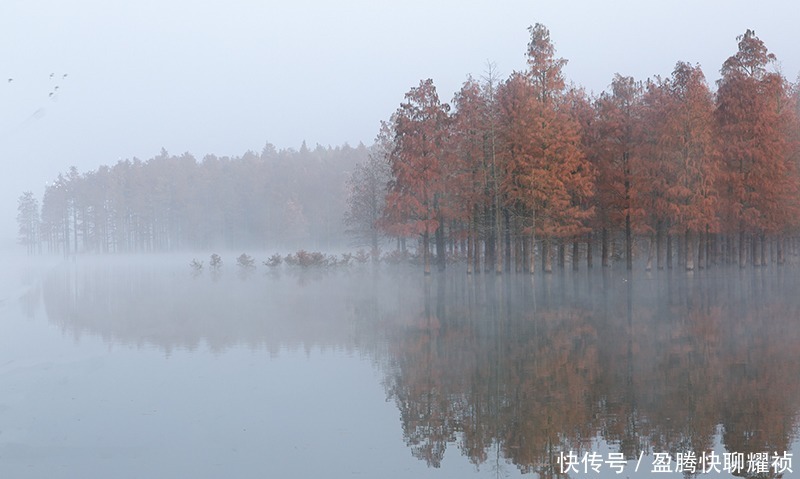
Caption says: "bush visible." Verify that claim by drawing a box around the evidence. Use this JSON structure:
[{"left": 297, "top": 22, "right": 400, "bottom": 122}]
[
  {"left": 304, "top": 250, "right": 328, "bottom": 267},
  {"left": 339, "top": 252, "right": 353, "bottom": 267},
  {"left": 263, "top": 254, "right": 283, "bottom": 267},
  {"left": 190, "top": 259, "right": 203, "bottom": 277},
  {"left": 237, "top": 253, "right": 255, "bottom": 269},
  {"left": 382, "top": 249, "right": 409, "bottom": 265},
  {"left": 210, "top": 254, "right": 222, "bottom": 271},
  {"left": 285, "top": 250, "right": 334, "bottom": 268},
  {"left": 354, "top": 249, "right": 370, "bottom": 264}
]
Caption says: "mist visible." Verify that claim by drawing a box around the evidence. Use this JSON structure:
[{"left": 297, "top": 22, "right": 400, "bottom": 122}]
[
  {"left": 3, "top": 255, "right": 799, "bottom": 477},
  {"left": 2, "top": 0, "right": 799, "bottom": 241},
  {"left": 3, "top": 2, "right": 800, "bottom": 478}
]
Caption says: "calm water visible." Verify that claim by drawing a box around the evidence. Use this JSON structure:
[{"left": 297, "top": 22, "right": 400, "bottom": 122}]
[{"left": 1, "top": 255, "right": 798, "bottom": 478}]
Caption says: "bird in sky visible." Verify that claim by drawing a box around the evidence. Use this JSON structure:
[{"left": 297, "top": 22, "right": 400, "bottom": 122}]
[
  {"left": 63, "top": 73, "right": 68, "bottom": 79},
  {"left": 49, "top": 73, "right": 54, "bottom": 79},
  {"left": 7, "top": 78, "right": 12, "bottom": 83}
]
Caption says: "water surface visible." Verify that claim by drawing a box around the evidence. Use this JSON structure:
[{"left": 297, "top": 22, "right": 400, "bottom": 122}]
[{"left": 2, "top": 256, "right": 798, "bottom": 478}]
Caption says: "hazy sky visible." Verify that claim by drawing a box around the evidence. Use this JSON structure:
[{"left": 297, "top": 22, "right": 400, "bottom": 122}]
[{"left": 0, "top": 0, "right": 797, "bottom": 243}]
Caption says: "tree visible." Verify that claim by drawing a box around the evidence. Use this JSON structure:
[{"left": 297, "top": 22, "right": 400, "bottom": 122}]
[
  {"left": 451, "top": 77, "right": 493, "bottom": 273},
  {"left": 344, "top": 125, "right": 392, "bottom": 258},
  {"left": 17, "top": 191, "right": 40, "bottom": 255},
  {"left": 594, "top": 75, "right": 645, "bottom": 270},
  {"left": 715, "top": 29, "right": 799, "bottom": 267},
  {"left": 496, "top": 24, "right": 593, "bottom": 273},
  {"left": 639, "top": 64, "right": 719, "bottom": 270},
  {"left": 663, "top": 63, "right": 719, "bottom": 270},
  {"left": 564, "top": 86, "right": 600, "bottom": 269},
  {"left": 40, "top": 173, "right": 71, "bottom": 255},
  {"left": 383, "top": 79, "right": 452, "bottom": 274},
  {"left": 33, "top": 142, "right": 369, "bottom": 253}
]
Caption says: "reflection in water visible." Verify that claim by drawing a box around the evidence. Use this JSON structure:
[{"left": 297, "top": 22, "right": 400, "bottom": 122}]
[{"left": 41, "top": 260, "right": 800, "bottom": 477}]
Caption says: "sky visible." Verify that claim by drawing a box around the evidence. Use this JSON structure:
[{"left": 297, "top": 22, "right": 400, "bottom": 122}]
[{"left": 0, "top": 0, "right": 797, "bottom": 244}]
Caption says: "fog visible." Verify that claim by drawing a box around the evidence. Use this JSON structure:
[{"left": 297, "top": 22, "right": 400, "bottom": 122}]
[
  {"left": 2, "top": 0, "right": 798, "bottom": 242},
  {"left": 3, "top": 2, "right": 800, "bottom": 477},
  {"left": 2, "top": 254, "right": 799, "bottom": 477}
]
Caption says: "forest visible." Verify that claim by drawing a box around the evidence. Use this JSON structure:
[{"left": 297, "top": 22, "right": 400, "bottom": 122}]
[
  {"left": 17, "top": 143, "right": 369, "bottom": 254},
  {"left": 17, "top": 26, "right": 800, "bottom": 273}
]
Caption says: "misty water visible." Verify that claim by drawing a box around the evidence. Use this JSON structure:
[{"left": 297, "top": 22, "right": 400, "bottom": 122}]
[{"left": 1, "top": 255, "right": 799, "bottom": 478}]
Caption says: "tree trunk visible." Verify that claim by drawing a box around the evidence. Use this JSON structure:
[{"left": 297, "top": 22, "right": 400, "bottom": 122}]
[
  {"left": 625, "top": 212, "right": 633, "bottom": 271},
  {"left": 495, "top": 205, "right": 503, "bottom": 275},
  {"left": 708, "top": 229, "right": 716, "bottom": 268},
  {"left": 602, "top": 227, "right": 610, "bottom": 268},
  {"left": 666, "top": 234, "right": 673, "bottom": 269},
  {"left": 739, "top": 230, "right": 747, "bottom": 268},
  {"left": 435, "top": 215, "right": 446, "bottom": 272},
  {"left": 752, "top": 234, "right": 761, "bottom": 267},
  {"left": 685, "top": 229, "right": 694, "bottom": 271},
  {"left": 485, "top": 206, "right": 494, "bottom": 272},
  {"left": 423, "top": 231, "right": 431, "bottom": 275},
  {"left": 522, "top": 234, "right": 530, "bottom": 273},
  {"left": 504, "top": 209, "right": 512, "bottom": 272},
  {"left": 572, "top": 239, "right": 579, "bottom": 272},
  {"left": 529, "top": 210, "right": 536, "bottom": 275},
  {"left": 586, "top": 232, "right": 593, "bottom": 269},
  {"left": 726, "top": 234, "right": 733, "bottom": 265},
  {"left": 543, "top": 237, "right": 553, "bottom": 273},
  {"left": 697, "top": 230, "right": 705, "bottom": 270},
  {"left": 371, "top": 228, "right": 379, "bottom": 264},
  {"left": 474, "top": 237, "right": 481, "bottom": 273},
  {"left": 467, "top": 221, "right": 473, "bottom": 275}
]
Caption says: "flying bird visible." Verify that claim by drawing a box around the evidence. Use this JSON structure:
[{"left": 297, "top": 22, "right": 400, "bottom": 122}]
[
  {"left": 54, "top": 86, "right": 59, "bottom": 90},
  {"left": 49, "top": 73, "right": 54, "bottom": 79},
  {"left": 62, "top": 73, "right": 68, "bottom": 79},
  {"left": 48, "top": 92, "right": 54, "bottom": 97},
  {"left": 7, "top": 78, "right": 12, "bottom": 83}
]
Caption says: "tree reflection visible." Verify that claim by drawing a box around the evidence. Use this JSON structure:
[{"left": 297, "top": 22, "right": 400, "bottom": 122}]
[
  {"left": 39, "top": 260, "right": 800, "bottom": 478},
  {"left": 378, "top": 270, "right": 800, "bottom": 477}
]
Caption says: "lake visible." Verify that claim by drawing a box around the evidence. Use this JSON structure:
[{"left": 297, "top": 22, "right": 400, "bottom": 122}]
[{"left": 1, "top": 255, "right": 798, "bottom": 478}]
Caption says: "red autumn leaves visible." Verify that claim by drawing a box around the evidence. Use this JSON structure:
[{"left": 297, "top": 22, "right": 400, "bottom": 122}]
[{"left": 381, "top": 26, "right": 799, "bottom": 271}]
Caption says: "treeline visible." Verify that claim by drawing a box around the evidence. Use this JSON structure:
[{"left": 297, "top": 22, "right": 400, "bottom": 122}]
[
  {"left": 17, "top": 26, "right": 800, "bottom": 272},
  {"left": 346, "top": 26, "right": 800, "bottom": 272},
  {"left": 17, "top": 142, "right": 368, "bottom": 254}
]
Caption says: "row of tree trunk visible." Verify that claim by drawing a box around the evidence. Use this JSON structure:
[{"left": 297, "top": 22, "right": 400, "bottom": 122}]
[{"left": 414, "top": 229, "right": 799, "bottom": 274}]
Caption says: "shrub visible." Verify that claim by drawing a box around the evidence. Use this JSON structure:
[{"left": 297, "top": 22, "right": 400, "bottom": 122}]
[
  {"left": 382, "top": 249, "right": 409, "bottom": 265},
  {"left": 237, "top": 253, "right": 255, "bottom": 269},
  {"left": 263, "top": 254, "right": 283, "bottom": 267},
  {"left": 354, "top": 249, "right": 370, "bottom": 264},
  {"left": 285, "top": 250, "right": 334, "bottom": 268},
  {"left": 339, "top": 252, "right": 353, "bottom": 267},
  {"left": 190, "top": 259, "right": 203, "bottom": 277},
  {"left": 210, "top": 254, "right": 222, "bottom": 271}
]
